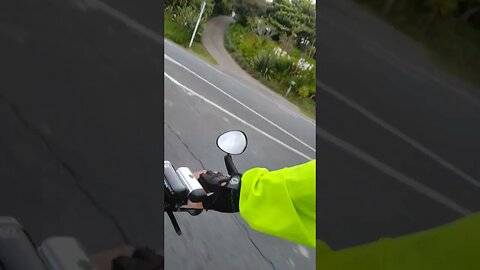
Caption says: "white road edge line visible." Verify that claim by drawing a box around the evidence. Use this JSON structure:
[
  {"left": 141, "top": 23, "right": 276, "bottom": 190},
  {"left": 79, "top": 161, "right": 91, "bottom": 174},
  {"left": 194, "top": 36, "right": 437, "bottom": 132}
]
[
  {"left": 87, "top": 0, "right": 472, "bottom": 211},
  {"left": 81, "top": 0, "right": 316, "bottom": 153},
  {"left": 318, "top": 13, "right": 480, "bottom": 108},
  {"left": 164, "top": 54, "right": 316, "bottom": 153},
  {"left": 318, "top": 80, "right": 480, "bottom": 188},
  {"left": 164, "top": 40, "right": 316, "bottom": 127},
  {"left": 318, "top": 127, "right": 471, "bottom": 216},
  {"left": 165, "top": 72, "right": 313, "bottom": 161},
  {"left": 82, "top": 0, "right": 163, "bottom": 45}
]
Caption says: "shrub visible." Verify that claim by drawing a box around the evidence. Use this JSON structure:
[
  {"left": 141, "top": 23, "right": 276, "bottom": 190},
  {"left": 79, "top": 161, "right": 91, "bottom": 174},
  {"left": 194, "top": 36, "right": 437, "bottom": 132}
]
[
  {"left": 297, "top": 85, "right": 312, "bottom": 98},
  {"left": 174, "top": 5, "right": 198, "bottom": 35},
  {"left": 226, "top": 23, "right": 316, "bottom": 102},
  {"left": 233, "top": 0, "right": 268, "bottom": 26},
  {"left": 213, "top": 0, "right": 233, "bottom": 15},
  {"left": 166, "top": 0, "right": 215, "bottom": 42},
  {"left": 250, "top": 50, "right": 275, "bottom": 80}
]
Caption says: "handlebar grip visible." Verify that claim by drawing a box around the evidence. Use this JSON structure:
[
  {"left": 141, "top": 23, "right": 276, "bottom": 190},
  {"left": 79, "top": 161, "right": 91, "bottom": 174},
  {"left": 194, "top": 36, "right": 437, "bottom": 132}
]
[
  {"left": 0, "top": 217, "right": 48, "bottom": 270},
  {"left": 176, "top": 167, "right": 207, "bottom": 203},
  {"left": 164, "top": 161, "right": 187, "bottom": 201}
]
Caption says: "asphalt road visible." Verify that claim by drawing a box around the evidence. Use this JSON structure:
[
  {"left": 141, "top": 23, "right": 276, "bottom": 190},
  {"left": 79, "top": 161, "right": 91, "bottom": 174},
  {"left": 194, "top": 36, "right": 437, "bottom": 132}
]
[
  {"left": 2, "top": 0, "right": 480, "bottom": 269},
  {"left": 0, "top": 0, "right": 316, "bottom": 269},
  {"left": 317, "top": 0, "right": 480, "bottom": 250},
  {"left": 164, "top": 39, "right": 316, "bottom": 269},
  {"left": 0, "top": 0, "right": 163, "bottom": 255}
]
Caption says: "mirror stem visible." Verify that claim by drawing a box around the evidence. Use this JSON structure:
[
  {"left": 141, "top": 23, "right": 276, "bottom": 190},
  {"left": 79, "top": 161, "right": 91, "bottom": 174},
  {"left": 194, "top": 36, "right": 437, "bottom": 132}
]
[{"left": 224, "top": 154, "right": 239, "bottom": 175}]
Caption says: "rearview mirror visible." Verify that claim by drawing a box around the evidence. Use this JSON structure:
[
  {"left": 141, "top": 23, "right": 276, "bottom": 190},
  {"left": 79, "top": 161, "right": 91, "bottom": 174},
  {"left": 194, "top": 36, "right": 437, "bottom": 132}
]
[{"left": 216, "top": 130, "right": 247, "bottom": 155}]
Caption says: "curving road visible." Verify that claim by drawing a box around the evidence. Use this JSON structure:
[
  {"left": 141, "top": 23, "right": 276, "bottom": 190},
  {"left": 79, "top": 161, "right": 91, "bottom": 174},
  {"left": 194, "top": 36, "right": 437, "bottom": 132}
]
[
  {"left": 0, "top": 0, "right": 316, "bottom": 269},
  {"left": 201, "top": 16, "right": 306, "bottom": 116},
  {"left": 164, "top": 38, "right": 316, "bottom": 270},
  {"left": 2, "top": 0, "right": 480, "bottom": 269}
]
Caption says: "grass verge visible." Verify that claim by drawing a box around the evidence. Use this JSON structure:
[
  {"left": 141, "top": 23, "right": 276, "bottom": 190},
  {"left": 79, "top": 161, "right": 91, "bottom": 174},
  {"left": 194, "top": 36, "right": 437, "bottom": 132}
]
[
  {"left": 187, "top": 42, "right": 217, "bottom": 65},
  {"left": 224, "top": 25, "right": 316, "bottom": 119},
  {"left": 164, "top": 15, "right": 217, "bottom": 65}
]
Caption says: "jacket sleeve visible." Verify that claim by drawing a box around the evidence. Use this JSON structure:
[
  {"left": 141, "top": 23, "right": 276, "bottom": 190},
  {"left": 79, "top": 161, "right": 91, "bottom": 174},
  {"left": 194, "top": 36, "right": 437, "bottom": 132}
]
[
  {"left": 239, "top": 160, "right": 316, "bottom": 247},
  {"left": 317, "top": 213, "right": 480, "bottom": 270}
]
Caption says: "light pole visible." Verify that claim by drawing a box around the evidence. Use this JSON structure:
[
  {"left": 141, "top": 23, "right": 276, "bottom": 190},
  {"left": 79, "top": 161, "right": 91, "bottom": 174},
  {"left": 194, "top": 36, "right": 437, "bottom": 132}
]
[{"left": 189, "top": 0, "right": 207, "bottom": 48}]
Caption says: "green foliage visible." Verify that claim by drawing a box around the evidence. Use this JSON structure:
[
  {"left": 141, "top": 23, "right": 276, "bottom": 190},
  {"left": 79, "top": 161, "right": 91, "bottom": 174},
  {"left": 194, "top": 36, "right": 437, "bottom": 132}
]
[
  {"left": 233, "top": 0, "right": 268, "bottom": 26},
  {"left": 279, "top": 32, "right": 296, "bottom": 53},
  {"left": 425, "top": 0, "right": 459, "bottom": 16},
  {"left": 265, "top": 0, "right": 316, "bottom": 47},
  {"left": 213, "top": 0, "right": 233, "bottom": 15},
  {"left": 272, "top": 55, "right": 294, "bottom": 78},
  {"left": 164, "top": 9, "right": 192, "bottom": 45},
  {"left": 297, "top": 85, "right": 312, "bottom": 98},
  {"left": 165, "top": 0, "right": 215, "bottom": 41},
  {"left": 250, "top": 50, "right": 275, "bottom": 80},
  {"left": 173, "top": 5, "right": 199, "bottom": 35},
  {"left": 234, "top": 29, "right": 277, "bottom": 60},
  {"left": 226, "top": 24, "right": 315, "bottom": 118},
  {"left": 227, "top": 23, "right": 316, "bottom": 102}
]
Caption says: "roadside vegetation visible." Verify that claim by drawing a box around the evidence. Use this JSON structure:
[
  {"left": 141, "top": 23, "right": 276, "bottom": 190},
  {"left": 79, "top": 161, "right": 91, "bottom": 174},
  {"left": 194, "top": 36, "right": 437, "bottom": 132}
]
[
  {"left": 356, "top": 0, "right": 480, "bottom": 89},
  {"left": 164, "top": 0, "right": 232, "bottom": 64},
  {"left": 225, "top": 0, "right": 316, "bottom": 119}
]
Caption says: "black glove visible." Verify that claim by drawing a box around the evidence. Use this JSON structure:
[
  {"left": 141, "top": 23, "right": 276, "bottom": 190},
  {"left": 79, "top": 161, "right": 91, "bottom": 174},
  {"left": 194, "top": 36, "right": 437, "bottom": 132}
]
[
  {"left": 198, "top": 171, "right": 241, "bottom": 213},
  {"left": 111, "top": 248, "right": 163, "bottom": 270}
]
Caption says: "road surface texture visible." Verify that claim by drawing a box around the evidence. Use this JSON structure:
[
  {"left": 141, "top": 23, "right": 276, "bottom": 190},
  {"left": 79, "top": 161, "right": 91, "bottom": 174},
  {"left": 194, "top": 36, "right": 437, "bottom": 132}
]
[
  {"left": 0, "top": 0, "right": 163, "bottom": 257},
  {"left": 166, "top": 15, "right": 316, "bottom": 270},
  {"left": 164, "top": 39, "right": 316, "bottom": 270},
  {"left": 0, "top": 1, "right": 316, "bottom": 270},
  {"left": 317, "top": 0, "right": 480, "bottom": 250},
  {"left": 201, "top": 16, "right": 305, "bottom": 116}
]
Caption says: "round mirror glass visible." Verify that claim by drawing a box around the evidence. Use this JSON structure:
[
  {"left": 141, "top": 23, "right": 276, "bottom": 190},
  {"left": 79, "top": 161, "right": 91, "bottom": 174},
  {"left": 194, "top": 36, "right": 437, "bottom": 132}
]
[{"left": 216, "top": 130, "right": 247, "bottom": 155}]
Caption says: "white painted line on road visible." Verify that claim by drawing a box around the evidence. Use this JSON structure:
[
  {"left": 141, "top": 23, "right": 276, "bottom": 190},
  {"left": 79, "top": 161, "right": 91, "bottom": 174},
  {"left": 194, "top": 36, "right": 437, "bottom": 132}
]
[
  {"left": 317, "top": 127, "right": 471, "bottom": 216},
  {"left": 164, "top": 40, "right": 316, "bottom": 127},
  {"left": 318, "top": 80, "right": 480, "bottom": 188},
  {"left": 79, "top": 0, "right": 316, "bottom": 141},
  {"left": 81, "top": 0, "right": 163, "bottom": 45},
  {"left": 318, "top": 14, "right": 480, "bottom": 108},
  {"left": 165, "top": 54, "right": 316, "bottom": 153},
  {"left": 165, "top": 72, "right": 314, "bottom": 161}
]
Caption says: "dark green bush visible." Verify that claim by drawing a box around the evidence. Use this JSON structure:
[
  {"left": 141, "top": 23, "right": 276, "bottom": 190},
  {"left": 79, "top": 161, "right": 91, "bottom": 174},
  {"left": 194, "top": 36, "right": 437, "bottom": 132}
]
[{"left": 213, "top": 0, "right": 233, "bottom": 15}]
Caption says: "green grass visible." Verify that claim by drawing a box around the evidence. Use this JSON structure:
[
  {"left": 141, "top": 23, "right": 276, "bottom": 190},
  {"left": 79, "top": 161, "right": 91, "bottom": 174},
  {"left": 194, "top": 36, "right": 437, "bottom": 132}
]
[
  {"left": 225, "top": 24, "right": 316, "bottom": 120},
  {"left": 355, "top": 0, "right": 480, "bottom": 90},
  {"left": 187, "top": 42, "right": 217, "bottom": 65},
  {"left": 164, "top": 15, "right": 217, "bottom": 65},
  {"left": 164, "top": 16, "right": 191, "bottom": 45}
]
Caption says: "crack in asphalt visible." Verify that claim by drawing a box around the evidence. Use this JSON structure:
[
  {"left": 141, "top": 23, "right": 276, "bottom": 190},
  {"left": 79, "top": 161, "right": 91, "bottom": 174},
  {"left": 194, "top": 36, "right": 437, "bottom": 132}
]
[
  {"left": 233, "top": 214, "right": 277, "bottom": 270},
  {"left": 0, "top": 92, "right": 132, "bottom": 245},
  {"left": 164, "top": 122, "right": 206, "bottom": 170}
]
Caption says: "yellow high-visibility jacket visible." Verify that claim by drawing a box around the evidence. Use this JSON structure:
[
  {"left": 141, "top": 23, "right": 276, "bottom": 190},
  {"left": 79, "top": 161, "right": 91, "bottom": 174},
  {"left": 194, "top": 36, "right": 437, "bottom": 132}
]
[{"left": 239, "top": 160, "right": 480, "bottom": 269}]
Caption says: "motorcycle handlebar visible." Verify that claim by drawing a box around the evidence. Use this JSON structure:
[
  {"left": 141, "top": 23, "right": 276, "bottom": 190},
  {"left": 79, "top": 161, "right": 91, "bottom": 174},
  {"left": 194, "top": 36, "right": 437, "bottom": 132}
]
[{"left": 0, "top": 217, "right": 48, "bottom": 270}]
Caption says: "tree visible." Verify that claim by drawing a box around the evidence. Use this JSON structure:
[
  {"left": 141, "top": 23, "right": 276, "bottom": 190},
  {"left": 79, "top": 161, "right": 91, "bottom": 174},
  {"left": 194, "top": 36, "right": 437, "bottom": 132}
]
[
  {"left": 425, "top": 0, "right": 459, "bottom": 16},
  {"left": 265, "top": 0, "right": 316, "bottom": 48},
  {"left": 423, "top": 0, "right": 459, "bottom": 32},
  {"left": 233, "top": 0, "right": 268, "bottom": 26},
  {"left": 248, "top": 17, "right": 277, "bottom": 37},
  {"left": 213, "top": 0, "right": 233, "bottom": 15}
]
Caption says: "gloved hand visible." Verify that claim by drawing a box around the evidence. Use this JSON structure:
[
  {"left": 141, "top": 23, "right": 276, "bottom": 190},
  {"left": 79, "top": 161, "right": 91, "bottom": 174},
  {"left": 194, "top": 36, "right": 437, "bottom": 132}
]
[
  {"left": 111, "top": 248, "right": 163, "bottom": 270},
  {"left": 198, "top": 171, "right": 240, "bottom": 213}
]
